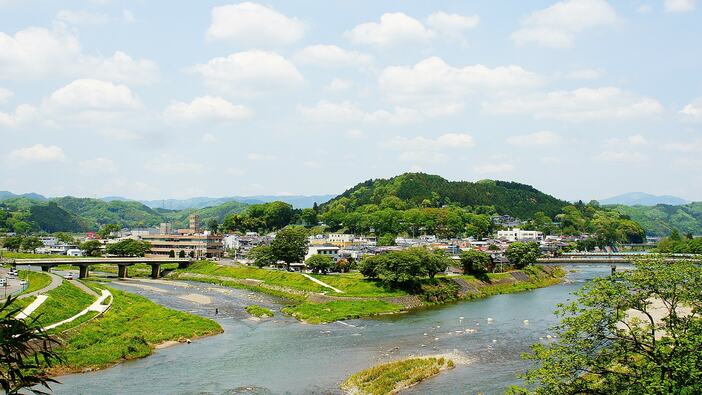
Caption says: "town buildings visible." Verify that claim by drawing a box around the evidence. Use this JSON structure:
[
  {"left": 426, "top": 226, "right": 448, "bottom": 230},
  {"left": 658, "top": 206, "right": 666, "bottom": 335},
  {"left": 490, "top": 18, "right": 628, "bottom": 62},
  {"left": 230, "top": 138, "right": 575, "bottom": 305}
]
[
  {"left": 496, "top": 228, "right": 544, "bottom": 242},
  {"left": 141, "top": 215, "right": 224, "bottom": 259}
]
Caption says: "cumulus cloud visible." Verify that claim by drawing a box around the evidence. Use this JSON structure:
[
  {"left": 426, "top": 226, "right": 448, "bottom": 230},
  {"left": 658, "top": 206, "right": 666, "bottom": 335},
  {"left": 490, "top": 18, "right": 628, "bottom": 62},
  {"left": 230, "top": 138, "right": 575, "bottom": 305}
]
[
  {"left": 164, "top": 96, "right": 253, "bottom": 123},
  {"left": 346, "top": 12, "right": 435, "bottom": 47},
  {"left": 0, "top": 104, "right": 38, "bottom": 128},
  {"left": 664, "top": 0, "right": 696, "bottom": 12},
  {"left": 326, "top": 78, "right": 353, "bottom": 92},
  {"left": 663, "top": 139, "right": 702, "bottom": 152},
  {"left": 294, "top": 45, "right": 373, "bottom": 68},
  {"left": 47, "top": 79, "right": 141, "bottom": 110},
  {"left": 680, "top": 97, "right": 702, "bottom": 120},
  {"left": 193, "top": 51, "right": 303, "bottom": 96},
  {"left": 606, "top": 135, "right": 649, "bottom": 145},
  {"left": 298, "top": 100, "right": 421, "bottom": 124},
  {"left": 345, "top": 129, "right": 366, "bottom": 139},
  {"left": 511, "top": 0, "right": 618, "bottom": 48},
  {"left": 206, "top": 2, "right": 306, "bottom": 46},
  {"left": 426, "top": 11, "right": 480, "bottom": 41},
  {"left": 383, "top": 133, "right": 474, "bottom": 164},
  {"left": 506, "top": 131, "right": 562, "bottom": 146},
  {"left": 56, "top": 10, "right": 109, "bottom": 25},
  {"left": 484, "top": 87, "right": 663, "bottom": 121},
  {"left": 0, "top": 26, "right": 158, "bottom": 83},
  {"left": 8, "top": 144, "right": 66, "bottom": 164},
  {"left": 0, "top": 87, "right": 13, "bottom": 103},
  {"left": 565, "top": 68, "right": 604, "bottom": 80},
  {"left": 473, "top": 163, "right": 514, "bottom": 174}
]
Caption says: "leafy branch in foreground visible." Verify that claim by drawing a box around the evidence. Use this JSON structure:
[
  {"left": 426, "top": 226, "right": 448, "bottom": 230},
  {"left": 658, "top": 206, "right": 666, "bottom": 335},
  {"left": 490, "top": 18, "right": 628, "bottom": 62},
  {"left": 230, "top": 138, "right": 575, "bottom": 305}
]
[
  {"left": 1, "top": 296, "right": 63, "bottom": 395},
  {"left": 510, "top": 258, "right": 702, "bottom": 395}
]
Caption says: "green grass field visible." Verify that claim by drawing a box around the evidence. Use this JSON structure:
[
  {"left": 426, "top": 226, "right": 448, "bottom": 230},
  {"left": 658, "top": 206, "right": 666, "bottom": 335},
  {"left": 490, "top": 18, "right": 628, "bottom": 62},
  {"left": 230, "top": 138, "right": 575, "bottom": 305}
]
[
  {"left": 311, "top": 272, "right": 408, "bottom": 298},
  {"left": 20, "top": 270, "right": 52, "bottom": 294},
  {"left": 245, "top": 305, "right": 274, "bottom": 318},
  {"left": 2, "top": 252, "right": 79, "bottom": 259},
  {"left": 282, "top": 300, "right": 402, "bottom": 324},
  {"left": 27, "top": 281, "right": 95, "bottom": 326},
  {"left": 341, "top": 357, "right": 455, "bottom": 395},
  {"left": 49, "top": 287, "right": 222, "bottom": 374}
]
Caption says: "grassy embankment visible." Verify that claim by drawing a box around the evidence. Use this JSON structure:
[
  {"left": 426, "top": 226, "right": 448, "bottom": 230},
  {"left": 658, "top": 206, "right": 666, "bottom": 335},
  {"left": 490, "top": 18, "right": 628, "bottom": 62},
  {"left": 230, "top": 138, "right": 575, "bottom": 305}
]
[
  {"left": 171, "top": 262, "right": 565, "bottom": 324},
  {"left": 1, "top": 252, "right": 79, "bottom": 259},
  {"left": 341, "top": 356, "right": 455, "bottom": 395},
  {"left": 26, "top": 281, "right": 95, "bottom": 327},
  {"left": 46, "top": 285, "right": 222, "bottom": 375},
  {"left": 19, "top": 270, "right": 52, "bottom": 294},
  {"left": 245, "top": 305, "right": 274, "bottom": 318}
]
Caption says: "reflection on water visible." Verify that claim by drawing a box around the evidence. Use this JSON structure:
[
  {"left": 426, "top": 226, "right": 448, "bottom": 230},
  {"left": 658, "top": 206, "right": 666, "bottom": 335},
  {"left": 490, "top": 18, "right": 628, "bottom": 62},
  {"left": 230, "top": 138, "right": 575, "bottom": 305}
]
[{"left": 55, "top": 264, "right": 617, "bottom": 395}]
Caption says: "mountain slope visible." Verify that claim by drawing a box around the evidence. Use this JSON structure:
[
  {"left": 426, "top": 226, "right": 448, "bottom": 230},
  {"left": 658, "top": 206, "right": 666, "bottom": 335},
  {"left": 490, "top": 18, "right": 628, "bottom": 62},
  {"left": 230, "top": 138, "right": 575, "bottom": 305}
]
[
  {"left": 0, "top": 191, "right": 47, "bottom": 201},
  {"left": 324, "top": 173, "right": 566, "bottom": 218},
  {"left": 599, "top": 192, "right": 688, "bottom": 206},
  {"left": 51, "top": 197, "right": 165, "bottom": 229},
  {"left": 609, "top": 202, "right": 702, "bottom": 236}
]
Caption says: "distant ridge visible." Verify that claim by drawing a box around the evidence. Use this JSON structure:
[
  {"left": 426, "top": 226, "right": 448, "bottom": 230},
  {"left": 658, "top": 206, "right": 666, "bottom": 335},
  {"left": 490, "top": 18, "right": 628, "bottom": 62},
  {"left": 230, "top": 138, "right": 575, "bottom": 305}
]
[
  {"left": 599, "top": 192, "right": 688, "bottom": 206},
  {"left": 0, "top": 191, "right": 47, "bottom": 201}
]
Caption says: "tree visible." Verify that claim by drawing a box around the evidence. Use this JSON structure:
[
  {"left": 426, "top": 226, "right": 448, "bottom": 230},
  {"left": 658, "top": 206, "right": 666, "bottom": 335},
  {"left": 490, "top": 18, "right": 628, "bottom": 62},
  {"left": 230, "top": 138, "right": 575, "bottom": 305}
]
[
  {"left": 105, "top": 239, "right": 151, "bottom": 257},
  {"left": 54, "top": 232, "right": 75, "bottom": 244},
  {"left": 270, "top": 226, "right": 309, "bottom": 268},
  {"left": 1, "top": 296, "right": 63, "bottom": 394},
  {"left": 335, "top": 258, "right": 352, "bottom": 273},
  {"left": 20, "top": 237, "right": 43, "bottom": 253},
  {"left": 97, "top": 224, "right": 120, "bottom": 239},
  {"left": 12, "top": 221, "right": 31, "bottom": 236},
  {"left": 79, "top": 240, "right": 102, "bottom": 257},
  {"left": 359, "top": 247, "right": 449, "bottom": 287},
  {"left": 299, "top": 208, "right": 318, "bottom": 227},
  {"left": 248, "top": 245, "right": 276, "bottom": 268},
  {"left": 512, "top": 259, "right": 702, "bottom": 395},
  {"left": 1, "top": 236, "right": 23, "bottom": 252},
  {"left": 178, "top": 250, "right": 186, "bottom": 258},
  {"left": 505, "top": 242, "right": 540, "bottom": 269},
  {"left": 460, "top": 249, "right": 491, "bottom": 275},
  {"left": 305, "top": 254, "right": 334, "bottom": 274},
  {"left": 377, "top": 234, "right": 396, "bottom": 246},
  {"left": 207, "top": 218, "right": 219, "bottom": 234}
]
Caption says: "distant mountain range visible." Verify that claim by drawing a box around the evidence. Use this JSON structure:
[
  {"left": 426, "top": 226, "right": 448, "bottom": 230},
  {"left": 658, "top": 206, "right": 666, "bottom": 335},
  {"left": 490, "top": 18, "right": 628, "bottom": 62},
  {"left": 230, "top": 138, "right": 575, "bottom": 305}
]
[
  {"left": 598, "top": 192, "right": 689, "bottom": 206},
  {"left": 0, "top": 191, "right": 47, "bottom": 201}
]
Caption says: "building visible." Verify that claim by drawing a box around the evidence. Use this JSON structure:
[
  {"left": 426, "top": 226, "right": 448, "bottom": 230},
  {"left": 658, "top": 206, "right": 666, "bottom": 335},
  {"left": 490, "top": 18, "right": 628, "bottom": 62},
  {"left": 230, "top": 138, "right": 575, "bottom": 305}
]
[
  {"left": 305, "top": 244, "right": 340, "bottom": 262},
  {"left": 496, "top": 228, "right": 544, "bottom": 242},
  {"left": 141, "top": 233, "right": 224, "bottom": 259}
]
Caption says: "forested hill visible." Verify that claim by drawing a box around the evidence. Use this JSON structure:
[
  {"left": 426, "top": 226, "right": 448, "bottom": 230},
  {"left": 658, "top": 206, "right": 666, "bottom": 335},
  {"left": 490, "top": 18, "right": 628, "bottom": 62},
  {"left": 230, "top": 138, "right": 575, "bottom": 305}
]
[
  {"left": 609, "top": 202, "right": 702, "bottom": 236},
  {"left": 324, "top": 173, "right": 566, "bottom": 219}
]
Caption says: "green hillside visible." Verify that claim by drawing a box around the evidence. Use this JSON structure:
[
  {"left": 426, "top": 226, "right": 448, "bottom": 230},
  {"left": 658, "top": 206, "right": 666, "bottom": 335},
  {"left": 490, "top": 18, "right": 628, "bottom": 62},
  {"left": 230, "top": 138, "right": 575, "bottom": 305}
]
[
  {"left": 609, "top": 202, "right": 702, "bottom": 236},
  {"left": 163, "top": 200, "right": 249, "bottom": 228},
  {"left": 52, "top": 197, "right": 165, "bottom": 229},
  {"left": 324, "top": 173, "right": 566, "bottom": 218}
]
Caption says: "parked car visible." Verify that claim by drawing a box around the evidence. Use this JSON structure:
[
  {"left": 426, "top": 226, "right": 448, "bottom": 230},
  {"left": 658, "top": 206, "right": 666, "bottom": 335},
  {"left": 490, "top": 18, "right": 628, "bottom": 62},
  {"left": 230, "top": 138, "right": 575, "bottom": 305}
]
[
  {"left": 0, "top": 278, "right": 6, "bottom": 286},
  {"left": 64, "top": 273, "right": 76, "bottom": 280}
]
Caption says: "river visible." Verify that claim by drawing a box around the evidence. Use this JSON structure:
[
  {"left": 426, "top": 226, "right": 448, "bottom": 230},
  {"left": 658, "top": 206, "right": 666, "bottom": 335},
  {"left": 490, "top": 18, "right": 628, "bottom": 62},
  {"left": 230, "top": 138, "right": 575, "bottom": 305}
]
[{"left": 54, "top": 264, "right": 617, "bottom": 394}]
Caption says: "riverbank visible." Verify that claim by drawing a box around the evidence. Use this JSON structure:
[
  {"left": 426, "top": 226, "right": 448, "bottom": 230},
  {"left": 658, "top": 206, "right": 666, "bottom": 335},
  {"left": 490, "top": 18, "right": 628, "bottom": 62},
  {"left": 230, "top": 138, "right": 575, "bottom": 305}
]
[
  {"left": 341, "top": 355, "right": 458, "bottom": 395},
  {"left": 168, "top": 262, "right": 565, "bottom": 324}
]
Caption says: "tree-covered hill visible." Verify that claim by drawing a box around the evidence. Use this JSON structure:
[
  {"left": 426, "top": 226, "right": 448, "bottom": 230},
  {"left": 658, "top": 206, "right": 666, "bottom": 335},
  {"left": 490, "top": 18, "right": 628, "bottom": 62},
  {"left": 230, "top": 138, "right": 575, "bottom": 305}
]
[
  {"left": 163, "top": 200, "right": 249, "bottom": 228},
  {"left": 324, "top": 173, "right": 566, "bottom": 218},
  {"left": 51, "top": 197, "right": 165, "bottom": 229},
  {"left": 609, "top": 202, "right": 702, "bottom": 236}
]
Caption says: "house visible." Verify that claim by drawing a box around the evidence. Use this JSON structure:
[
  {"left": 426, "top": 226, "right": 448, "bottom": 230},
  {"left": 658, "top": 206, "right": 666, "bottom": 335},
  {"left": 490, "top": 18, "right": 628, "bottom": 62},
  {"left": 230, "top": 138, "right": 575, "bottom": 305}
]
[
  {"left": 305, "top": 244, "right": 340, "bottom": 262},
  {"left": 66, "top": 249, "right": 84, "bottom": 257},
  {"left": 496, "top": 228, "right": 544, "bottom": 242}
]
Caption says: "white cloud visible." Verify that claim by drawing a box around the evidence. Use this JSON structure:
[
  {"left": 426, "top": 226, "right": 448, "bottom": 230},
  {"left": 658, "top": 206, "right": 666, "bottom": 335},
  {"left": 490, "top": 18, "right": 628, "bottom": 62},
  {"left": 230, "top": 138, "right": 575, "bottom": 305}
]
[
  {"left": 144, "top": 160, "right": 204, "bottom": 174},
  {"left": 79, "top": 157, "right": 117, "bottom": 174},
  {"left": 565, "top": 68, "right": 604, "bottom": 80},
  {"left": 298, "top": 100, "right": 421, "bottom": 124},
  {"left": 511, "top": 0, "right": 618, "bottom": 48},
  {"left": 345, "top": 129, "right": 366, "bottom": 139},
  {"left": 426, "top": 11, "right": 479, "bottom": 40},
  {"left": 207, "top": 2, "right": 306, "bottom": 46},
  {"left": 202, "top": 133, "right": 218, "bottom": 144},
  {"left": 326, "top": 78, "right": 353, "bottom": 92},
  {"left": 247, "top": 152, "right": 274, "bottom": 161},
  {"left": 473, "top": 163, "right": 514, "bottom": 174},
  {"left": 56, "top": 10, "right": 109, "bottom": 25},
  {"left": 664, "top": 0, "right": 696, "bottom": 12},
  {"left": 379, "top": 57, "right": 542, "bottom": 105},
  {"left": 0, "top": 87, "right": 13, "bottom": 103},
  {"left": 485, "top": 87, "right": 663, "bottom": 121},
  {"left": 294, "top": 45, "right": 373, "bottom": 68},
  {"left": 595, "top": 150, "right": 646, "bottom": 163},
  {"left": 506, "top": 131, "right": 562, "bottom": 146},
  {"left": 0, "top": 27, "right": 158, "bottom": 83},
  {"left": 383, "top": 133, "right": 475, "bottom": 159},
  {"left": 47, "top": 79, "right": 141, "bottom": 110},
  {"left": 0, "top": 104, "right": 37, "bottom": 127},
  {"left": 122, "top": 9, "right": 136, "bottom": 23},
  {"left": 193, "top": 51, "right": 303, "bottom": 96},
  {"left": 8, "top": 144, "right": 65, "bottom": 163},
  {"left": 346, "top": 12, "right": 435, "bottom": 47},
  {"left": 663, "top": 139, "right": 702, "bottom": 152},
  {"left": 680, "top": 97, "right": 702, "bottom": 120},
  {"left": 164, "top": 96, "right": 253, "bottom": 123}
]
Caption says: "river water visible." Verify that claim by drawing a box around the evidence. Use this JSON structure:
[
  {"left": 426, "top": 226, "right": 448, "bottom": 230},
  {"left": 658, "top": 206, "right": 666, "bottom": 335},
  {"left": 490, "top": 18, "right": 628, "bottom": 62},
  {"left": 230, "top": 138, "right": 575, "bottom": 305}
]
[{"left": 54, "top": 264, "right": 616, "bottom": 395}]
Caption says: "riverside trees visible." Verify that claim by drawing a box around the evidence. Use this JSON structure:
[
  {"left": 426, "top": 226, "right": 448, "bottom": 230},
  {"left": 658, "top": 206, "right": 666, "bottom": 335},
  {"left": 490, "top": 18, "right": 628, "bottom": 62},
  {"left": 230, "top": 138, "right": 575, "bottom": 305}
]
[
  {"left": 511, "top": 259, "right": 702, "bottom": 395},
  {"left": 359, "top": 247, "right": 450, "bottom": 287}
]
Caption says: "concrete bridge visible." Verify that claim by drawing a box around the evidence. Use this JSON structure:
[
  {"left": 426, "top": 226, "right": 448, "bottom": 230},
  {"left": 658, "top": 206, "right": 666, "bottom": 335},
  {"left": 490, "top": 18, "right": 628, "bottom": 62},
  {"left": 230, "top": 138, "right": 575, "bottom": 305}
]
[
  {"left": 7, "top": 257, "right": 193, "bottom": 279},
  {"left": 539, "top": 252, "right": 700, "bottom": 264}
]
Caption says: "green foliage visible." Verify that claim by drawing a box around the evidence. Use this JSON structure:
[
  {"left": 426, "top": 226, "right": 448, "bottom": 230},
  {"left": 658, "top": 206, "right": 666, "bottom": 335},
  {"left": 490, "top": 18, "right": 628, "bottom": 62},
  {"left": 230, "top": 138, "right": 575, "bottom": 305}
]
[
  {"left": 305, "top": 254, "right": 334, "bottom": 274},
  {"left": 27, "top": 282, "right": 95, "bottom": 327},
  {"left": 420, "top": 279, "right": 460, "bottom": 303},
  {"left": 506, "top": 242, "right": 540, "bottom": 269},
  {"left": 459, "top": 249, "right": 491, "bottom": 275},
  {"left": 28, "top": 202, "right": 85, "bottom": 233},
  {"left": 79, "top": 240, "right": 103, "bottom": 257},
  {"left": 514, "top": 259, "right": 702, "bottom": 395},
  {"left": 610, "top": 202, "right": 702, "bottom": 236},
  {"left": 20, "top": 271, "right": 52, "bottom": 295},
  {"left": 248, "top": 245, "right": 276, "bottom": 268},
  {"left": 282, "top": 300, "right": 402, "bottom": 324},
  {"left": 359, "top": 247, "right": 451, "bottom": 287},
  {"left": 2, "top": 236, "right": 23, "bottom": 251},
  {"left": 245, "top": 305, "right": 273, "bottom": 318},
  {"left": 0, "top": 296, "right": 62, "bottom": 395},
  {"left": 220, "top": 201, "right": 294, "bottom": 233},
  {"left": 270, "top": 226, "right": 309, "bottom": 265},
  {"left": 105, "top": 239, "right": 151, "bottom": 257},
  {"left": 657, "top": 233, "right": 702, "bottom": 253},
  {"left": 20, "top": 236, "right": 43, "bottom": 253},
  {"left": 53, "top": 197, "right": 163, "bottom": 230},
  {"left": 12, "top": 221, "right": 32, "bottom": 235},
  {"left": 97, "top": 224, "right": 120, "bottom": 239},
  {"left": 341, "top": 357, "right": 454, "bottom": 395}
]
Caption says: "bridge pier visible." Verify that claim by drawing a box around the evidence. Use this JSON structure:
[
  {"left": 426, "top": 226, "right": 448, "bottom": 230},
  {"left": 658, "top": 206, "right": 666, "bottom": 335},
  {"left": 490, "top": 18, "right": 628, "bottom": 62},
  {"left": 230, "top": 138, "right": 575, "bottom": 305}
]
[
  {"left": 41, "top": 265, "right": 52, "bottom": 273},
  {"left": 178, "top": 261, "right": 191, "bottom": 269},
  {"left": 118, "top": 264, "right": 129, "bottom": 279},
  {"left": 150, "top": 264, "right": 161, "bottom": 279},
  {"left": 77, "top": 265, "right": 90, "bottom": 279}
]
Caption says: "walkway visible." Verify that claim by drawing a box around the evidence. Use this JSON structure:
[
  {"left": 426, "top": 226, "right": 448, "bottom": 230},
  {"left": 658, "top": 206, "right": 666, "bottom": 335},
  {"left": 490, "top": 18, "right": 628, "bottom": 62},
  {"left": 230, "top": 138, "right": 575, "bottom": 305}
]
[
  {"left": 16, "top": 295, "right": 49, "bottom": 320},
  {"left": 301, "top": 273, "right": 344, "bottom": 293},
  {"left": 17, "top": 272, "right": 63, "bottom": 300},
  {"left": 69, "top": 279, "right": 99, "bottom": 297},
  {"left": 45, "top": 289, "right": 112, "bottom": 331}
]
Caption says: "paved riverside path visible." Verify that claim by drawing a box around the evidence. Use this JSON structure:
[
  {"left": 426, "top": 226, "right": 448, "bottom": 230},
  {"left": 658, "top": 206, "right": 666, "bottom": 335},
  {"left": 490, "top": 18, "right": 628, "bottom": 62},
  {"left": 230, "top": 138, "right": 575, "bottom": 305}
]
[
  {"left": 45, "top": 289, "right": 112, "bottom": 331},
  {"left": 17, "top": 271, "right": 63, "bottom": 300},
  {"left": 16, "top": 295, "right": 49, "bottom": 320},
  {"left": 301, "top": 273, "right": 344, "bottom": 293},
  {"left": 69, "top": 279, "right": 99, "bottom": 297}
]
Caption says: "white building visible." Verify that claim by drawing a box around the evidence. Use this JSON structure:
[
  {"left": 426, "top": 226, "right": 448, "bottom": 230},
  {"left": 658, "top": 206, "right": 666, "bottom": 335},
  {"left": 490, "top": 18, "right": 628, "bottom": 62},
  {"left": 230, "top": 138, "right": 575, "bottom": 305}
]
[
  {"left": 496, "top": 228, "right": 544, "bottom": 242},
  {"left": 305, "top": 245, "right": 340, "bottom": 262},
  {"left": 66, "top": 249, "right": 84, "bottom": 257}
]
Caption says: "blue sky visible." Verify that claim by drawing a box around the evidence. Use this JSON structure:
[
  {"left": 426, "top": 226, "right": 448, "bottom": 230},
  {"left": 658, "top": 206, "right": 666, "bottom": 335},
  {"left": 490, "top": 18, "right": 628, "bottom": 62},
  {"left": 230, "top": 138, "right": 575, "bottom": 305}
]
[{"left": 0, "top": 0, "right": 700, "bottom": 201}]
